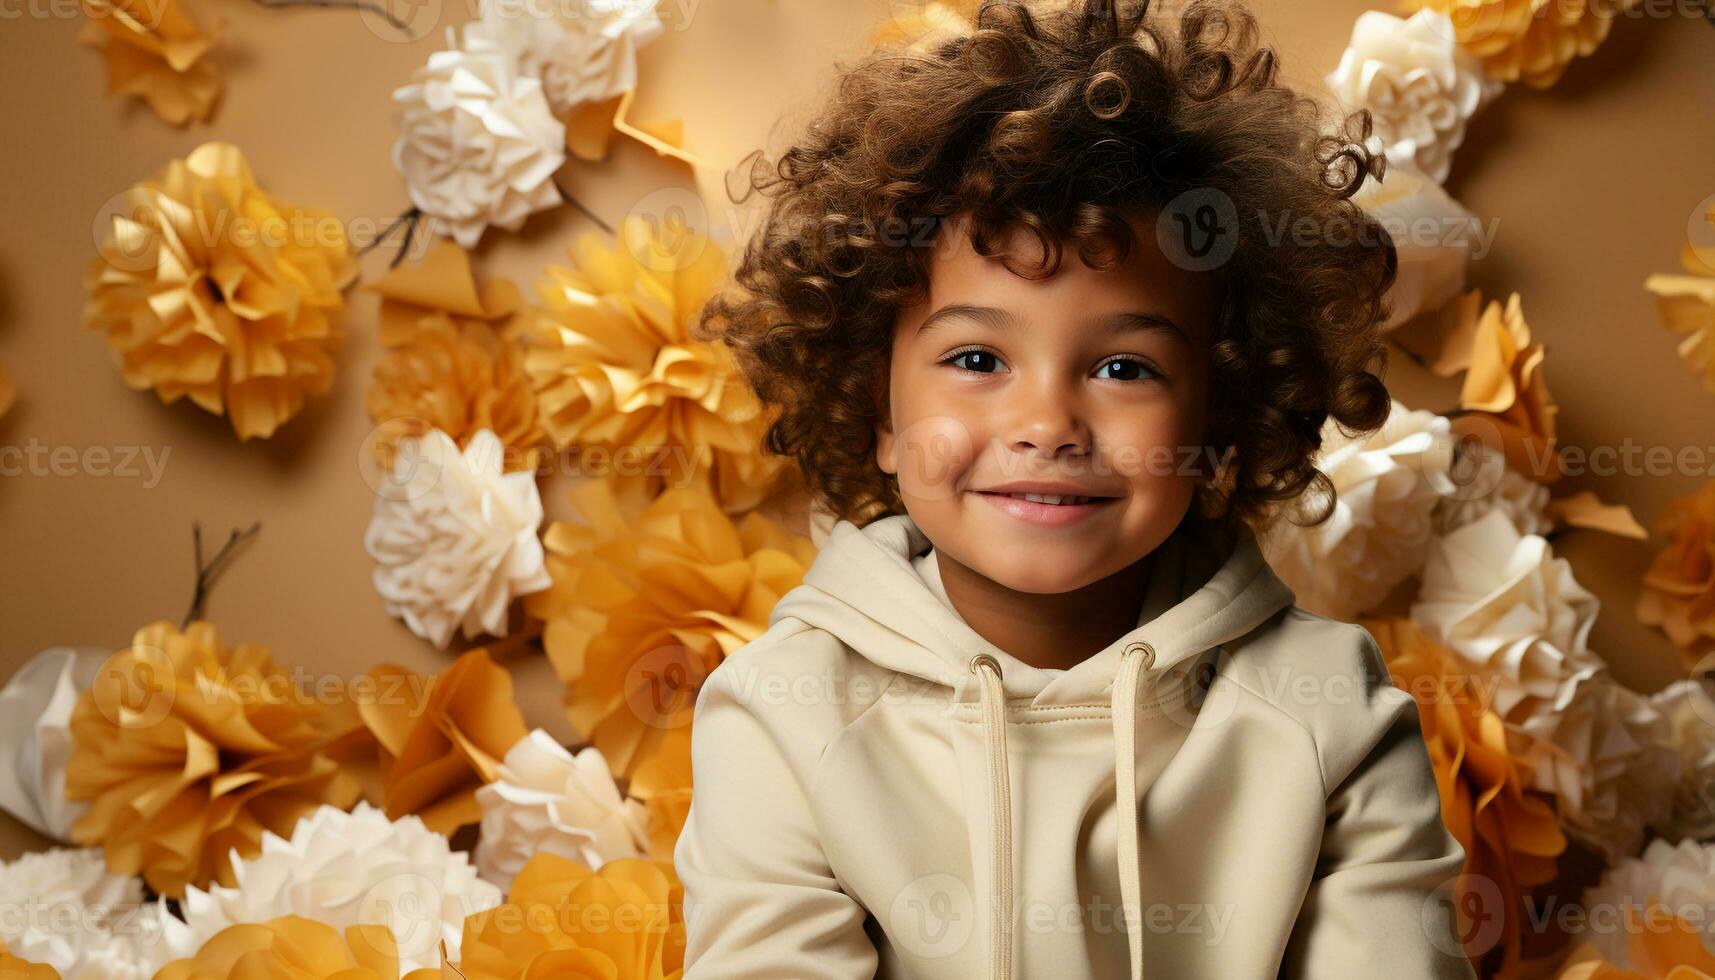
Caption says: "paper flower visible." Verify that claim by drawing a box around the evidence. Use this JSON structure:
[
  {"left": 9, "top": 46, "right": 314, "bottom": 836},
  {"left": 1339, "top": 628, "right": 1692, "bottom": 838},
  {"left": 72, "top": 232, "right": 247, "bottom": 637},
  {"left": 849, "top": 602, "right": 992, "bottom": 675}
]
[
  {"left": 155, "top": 916, "right": 443, "bottom": 980},
  {"left": 473, "top": 729, "right": 649, "bottom": 893},
  {"left": 1581, "top": 839, "right": 1715, "bottom": 972},
  {"left": 1649, "top": 678, "right": 1715, "bottom": 843},
  {"left": 392, "top": 29, "right": 567, "bottom": 249},
  {"left": 1366, "top": 617, "right": 1566, "bottom": 978},
  {"left": 0, "top": 847, "right": 175, "bottom": 979},
  {"left": 1637, "top": 481, "right": 1715, "bottom": 671},
  {"left": 1644, "top": 273, "right": 1715, "bottom": 394},
  {"left": 1508, "top": 672, "right": 1677, "bottom": 864},
  {"left": 1353, "top": 165, "right": 1481, "bottom": 333},
  {"left": 366, "top": 239, "right": 525, "bottom": 347},
  {"left": 524, "top": 478, "right": 818, "bottom": 780},
  {"left": 1261, "top": 400, "right": 1453, "bottom": 621},
  {"left": 365, "top": 428, "right": 550, "bottom": 649},
  {"left": 1433, "top": 442, "right": 1553, "bottom": 539},
  {"left": 77, "top": 0, "right": 224, "bottom": 125},
  {"left": 1401, "top": 0, "right": 1640, "bottom": 90},
  {"left": 1552, "top": 913, "right": 1715, "bottom": 980},
  {"left": 64, "top": 620, "right": 362, "bottom": 898},
  {"left": 1411, "top": 509, "right": 1604, "bottom": 719},
  {"left": 627, "top": 723, "right": 691, "bottom": 864},
  {"left": 1326, "top": 9, "right": 1501, "bottom": 184},
  {"left": 81, "top": 142, "right": 358, "bottom": 440},
  {"left": 0, "top": 647, "right": 106, "bottom": 841},
  {"left": 173, "top": 802, "right": 500, "bottom": 971},
  {"left": 451, "top": 853, "right": 685, "bottom": 979},
  {"left": 357, "top": 647, "right": 529, "bottom": 835},
  {"left": 517, "top": 215, "right": 788, "bottom": 513},
  {"left": 0, "top": 941, "right": 61, "bottom": 980},
  {"left": 366, "top": 319, "right": 544, "bottom": 476},
  {"left": 1453, "top": 291, "right": 1562, "bottom": 484}
]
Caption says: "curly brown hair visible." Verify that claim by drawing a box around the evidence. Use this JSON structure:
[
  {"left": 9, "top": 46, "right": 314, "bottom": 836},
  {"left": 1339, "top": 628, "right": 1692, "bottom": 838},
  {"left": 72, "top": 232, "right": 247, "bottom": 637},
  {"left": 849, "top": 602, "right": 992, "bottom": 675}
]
[{"left": 694, "top": 0, "right": 1396, "bottom": 537}]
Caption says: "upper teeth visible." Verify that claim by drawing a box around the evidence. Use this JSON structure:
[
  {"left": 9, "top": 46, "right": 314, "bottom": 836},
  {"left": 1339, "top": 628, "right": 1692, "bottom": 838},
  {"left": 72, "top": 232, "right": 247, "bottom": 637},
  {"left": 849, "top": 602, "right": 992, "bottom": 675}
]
[{"left": 1004, "top": 492, "right": 1090, "bottom": 505}]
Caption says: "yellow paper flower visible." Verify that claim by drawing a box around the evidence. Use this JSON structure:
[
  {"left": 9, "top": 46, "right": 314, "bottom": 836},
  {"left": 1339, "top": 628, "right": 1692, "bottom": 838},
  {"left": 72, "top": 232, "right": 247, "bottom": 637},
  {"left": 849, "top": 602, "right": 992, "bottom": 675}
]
[
  {"left": 1453, "top": 290, "right": 1563, "bottom": 484},
  {"left": 366, "top": 240, "right": 523, "bottom": 348},
  {"left": 82, "top": 142, "right": 358, "bottom": 440},
  {"left": 78, "top": 0, "right": 224, "bottom": 125},
  {"left": 357, "top": 647, "right": 529, "bottom": 835},
  {"left": 1551, "top": 907, "right": 1715, "bottom": 979},
  {"left": 155, "top": 915, "right": 442, "bottom": 980},
  {"left": 627, "top": 724, "right": 691, "bottom": 864},
  {"left": 523, "top": 478, "right": 817, "bottom": 781},
  {"left": 65, "top": 620, "right": 364, "bottom": 898},
  {"left": 1644, "top": 205, "right": 1715, "bottom": 393},
  {"left": 1401, "top": 0, "right": 1640, "bottom": 90},
  {"left": 1364, "top": 617, "right": 1568, "bottom": 977},
  {"left": 517, "top": 215, "right": 787, "bottom": 513},
  {"left": 0, "top": 939, "right": 61, "bottom": 980},
  {"left": 453, "top": 853, "right": 685, "bottom": 980},
  {"left": 1637, "top": 481, "right": 1715, "bottom": 671}
]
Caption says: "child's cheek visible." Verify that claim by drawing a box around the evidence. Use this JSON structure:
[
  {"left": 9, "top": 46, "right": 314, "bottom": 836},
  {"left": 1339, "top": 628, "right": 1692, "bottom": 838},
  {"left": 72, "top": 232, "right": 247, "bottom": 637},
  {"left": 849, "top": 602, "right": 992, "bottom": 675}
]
[{"left": 890, "top": 413, "right": 978, "bottom": 502}]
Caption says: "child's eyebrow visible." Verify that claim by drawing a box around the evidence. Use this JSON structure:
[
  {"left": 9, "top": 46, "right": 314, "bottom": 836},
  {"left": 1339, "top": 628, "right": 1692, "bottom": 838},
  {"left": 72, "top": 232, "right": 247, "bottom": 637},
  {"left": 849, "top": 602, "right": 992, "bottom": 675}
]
[{"left": 916, "top": 304, "right": 1190, "bottom": 345}]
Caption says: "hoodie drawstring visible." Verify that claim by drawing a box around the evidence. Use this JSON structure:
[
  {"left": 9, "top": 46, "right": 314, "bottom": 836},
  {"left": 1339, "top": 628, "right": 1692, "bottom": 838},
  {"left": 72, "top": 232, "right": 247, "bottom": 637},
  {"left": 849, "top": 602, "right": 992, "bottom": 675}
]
[{"left": 969, "top": 641, "right": 1154, "bottom": 980}]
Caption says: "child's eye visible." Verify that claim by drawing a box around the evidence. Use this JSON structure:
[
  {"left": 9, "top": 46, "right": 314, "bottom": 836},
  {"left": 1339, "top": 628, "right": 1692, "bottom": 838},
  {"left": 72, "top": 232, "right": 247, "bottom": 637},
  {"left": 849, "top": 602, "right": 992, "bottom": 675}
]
[
  {"left": 1095, "top": 356, "right": 1160, "bottom": 382},
  {"left": 941, "top": 348, "right": 1007, "bottom": 375}
]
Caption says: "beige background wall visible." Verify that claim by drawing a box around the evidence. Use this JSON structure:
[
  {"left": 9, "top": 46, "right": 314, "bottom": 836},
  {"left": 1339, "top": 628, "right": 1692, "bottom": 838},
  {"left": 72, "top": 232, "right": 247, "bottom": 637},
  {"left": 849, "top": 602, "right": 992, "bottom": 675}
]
[{"left": 1, "top": 0, "right": 1712, "bottom": 859}]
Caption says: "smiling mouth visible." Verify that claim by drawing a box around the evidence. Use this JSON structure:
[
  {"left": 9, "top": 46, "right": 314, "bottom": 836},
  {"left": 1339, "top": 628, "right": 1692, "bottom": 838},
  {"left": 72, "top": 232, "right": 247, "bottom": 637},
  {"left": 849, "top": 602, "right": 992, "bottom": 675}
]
[{"left": 976, "top": 491, "right": 1110, "bottom": 506}]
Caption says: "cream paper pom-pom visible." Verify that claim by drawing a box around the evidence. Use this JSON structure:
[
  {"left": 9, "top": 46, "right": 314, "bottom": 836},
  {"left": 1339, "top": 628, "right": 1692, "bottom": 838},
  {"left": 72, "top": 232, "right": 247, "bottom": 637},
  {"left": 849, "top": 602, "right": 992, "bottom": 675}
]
[
  {"left": 0, "top": 847, "right": 175, "bottom": 979},
  {"left": 1260, "top": 400, "right": 1453, "bottom": 621},
  {"left": 1411, "top": 508, "right": 1605, "bottom": 719},
  {"left": 1582, "top": 838, "right": 1715, "bottom": 968},
  {"left": 1352, "top": 164, "right": 1482, "bottom": 333},
  {"left": 1325, "top": 9, "right": 1501, "bottom": 185},
  {"left": 474, "top": 729, "right": 650, "bottom": 893},
  {"left": 1649, "top": 678, "right": 1715, "bottom": 844},
  {"left": 1432, "top": 443, "right": 1552, "bottom": 538},
  {"left": 0, "top": 647, "right": 104, "bottom": 841},
  {"left": 172, "top": 801, "right": 501, "bottom": 971},
  {"left": 365, "top": 427, "right": 552, "bottom": 649},
  {"left": 463, "top": 0, "right": 663, "bottom": 118},
  {"left": 392, "top": 28, "right": 567, "bottom": 249},
  {"left": 1509, "top": 673, "right": 1677, "bottom": 864}
]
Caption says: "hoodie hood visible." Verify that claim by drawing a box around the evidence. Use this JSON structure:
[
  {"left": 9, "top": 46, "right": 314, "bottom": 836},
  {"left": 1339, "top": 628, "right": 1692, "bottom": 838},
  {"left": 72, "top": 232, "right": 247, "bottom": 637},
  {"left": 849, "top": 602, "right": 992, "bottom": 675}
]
[{"left": 772, "top": 510, "right": 1298, "bottom": 709}]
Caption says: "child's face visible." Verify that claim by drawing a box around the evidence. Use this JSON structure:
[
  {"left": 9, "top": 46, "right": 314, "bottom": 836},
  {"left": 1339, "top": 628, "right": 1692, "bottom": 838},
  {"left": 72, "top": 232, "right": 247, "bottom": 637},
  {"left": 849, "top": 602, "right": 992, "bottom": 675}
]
[{"left": 876, "top": 212, "right": 1214, "bottom": 595}]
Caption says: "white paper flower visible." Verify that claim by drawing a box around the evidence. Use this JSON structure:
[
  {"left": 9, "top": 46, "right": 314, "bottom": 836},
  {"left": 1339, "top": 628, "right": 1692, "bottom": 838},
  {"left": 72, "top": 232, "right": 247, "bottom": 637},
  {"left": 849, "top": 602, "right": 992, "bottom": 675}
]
[
  {"left": 1261, "top": 400, "right": 1453, "bottom": 621},
  {"left": 1353, "top": 165, "right": 1482, "bottom": 333},
  {"left": 464, "top": 0, "right": 664, "bottom": 119},
  {"left": 1649, "top": 678, "right": 1715, "bottom": 844},
  {"left": 1432, "top": 443, "right": 1552, "bottom": 538},
  {"left": 475, "top": 729, "right": 649, "bottom": 893},
  {"left": 0, "top": 647, "right": 104, "bottom": 841},
  {"left": 1583, "top": 838, "right": 1715, "bottom": 967},
  {"left": 174, "top": 801, "right": 501, "bottom": 971},
  {"left": 366, "top": 427, "right": 552, "bottom": 649},
  {"left": 0, "top": 848, "right": 176, "bottom": 979},
  {"left": 1508, "top": 673, "right": 1677, "bottom": 864},
  {"left": 1410, "top": 508, "right": 1605, "bottom": 718},
  {"left": 392, "top": 28, "right": 567, "bottom": 249},
  {"left": 1326, "top": 9, "right": 1501, "bottom": 185}
]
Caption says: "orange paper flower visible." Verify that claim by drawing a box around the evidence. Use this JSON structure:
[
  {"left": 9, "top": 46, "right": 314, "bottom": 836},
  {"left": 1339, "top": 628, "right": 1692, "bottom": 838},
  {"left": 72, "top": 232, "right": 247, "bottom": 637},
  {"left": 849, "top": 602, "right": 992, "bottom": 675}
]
[
  {"left": 1551, "top": 907, "right": 1715, "bottom": 979},
  {"left": 1644, "top": 204, "right": 1715, "bottom": 394},
  {"left": 1365, "top": 616, "right": 1568, "bottom": 977},
  {"left": 627, "top": 724, "right": 691, "bottom": 864},
  {"left": 1453, "top": 291, "right": 1563, "bottom": 484},
  {"left": 82, "top": 142, "right": 358, "bottom": 439},
  {"left": 155, "top": 915, "right": 443, "bottom": 980},
  {"left": 357, "top": 647, "right": 529, "bottom": 835},
  {"left": 65, "top": 620, "right": 364, "bottom": 898},
  {"left": 516, "top": 215, "right": 787, "bottom": 513},
  {"left": 78, "top": 0, "right": 224, "bottom": 125},
  {"left": 452, "top": 853, "right": 685, "bottom": 980},
  {"left": 1637, "top": 481, "right": 1715, "bottom": 671},
  {"left": 1401, "top": 0, "right": 1641, "bottom": 90},
  {"left": 523, "top": 478, "right": 817, "bottom": 781}
]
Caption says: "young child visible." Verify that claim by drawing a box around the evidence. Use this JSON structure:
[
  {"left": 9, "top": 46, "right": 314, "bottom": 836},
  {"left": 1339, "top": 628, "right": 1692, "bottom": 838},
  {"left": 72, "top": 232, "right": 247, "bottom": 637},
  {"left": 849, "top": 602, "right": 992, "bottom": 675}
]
[{"left": 675, "top": 1, "right": 1474, "bottom": 977}]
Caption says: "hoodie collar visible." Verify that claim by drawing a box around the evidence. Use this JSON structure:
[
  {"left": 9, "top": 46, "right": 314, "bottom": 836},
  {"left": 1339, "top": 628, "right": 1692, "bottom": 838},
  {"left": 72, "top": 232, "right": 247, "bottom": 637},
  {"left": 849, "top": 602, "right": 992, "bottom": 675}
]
[{"left": 774, "top": 510, "right": 1296, "bottom": 709}]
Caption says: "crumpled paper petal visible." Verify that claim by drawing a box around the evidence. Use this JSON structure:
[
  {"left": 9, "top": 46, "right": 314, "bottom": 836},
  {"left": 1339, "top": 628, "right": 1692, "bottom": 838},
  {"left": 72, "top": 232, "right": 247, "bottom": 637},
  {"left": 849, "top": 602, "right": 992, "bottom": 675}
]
[{"left": 0, "top": 648, "right": 106, "bottom": 841}]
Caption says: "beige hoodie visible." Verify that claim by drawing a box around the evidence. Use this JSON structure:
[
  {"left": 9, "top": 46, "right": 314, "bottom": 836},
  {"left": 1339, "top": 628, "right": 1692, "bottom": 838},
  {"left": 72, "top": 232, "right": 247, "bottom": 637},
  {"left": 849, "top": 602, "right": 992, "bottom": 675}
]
[{"left": 674, "top": 510, "right": 1475, "bottom": 979}]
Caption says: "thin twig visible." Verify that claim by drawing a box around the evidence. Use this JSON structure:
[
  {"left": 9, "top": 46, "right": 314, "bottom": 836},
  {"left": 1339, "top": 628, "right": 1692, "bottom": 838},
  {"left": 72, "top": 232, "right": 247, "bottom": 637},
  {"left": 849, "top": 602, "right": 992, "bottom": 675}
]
[
  {"left": 391, "top": 209, "right": 422, "bottom": 269},
  {"left": 251, "top": 0, "right": 413, "bottom": 35},
  {"left": 355, "top": 207, "right": 420, "bottom": 259},
  {"left": 553, "top": 178, "right": 615, "bottom": 235},
  {"left": 182, "top": 521, "right": 262, "bottom": 628}
]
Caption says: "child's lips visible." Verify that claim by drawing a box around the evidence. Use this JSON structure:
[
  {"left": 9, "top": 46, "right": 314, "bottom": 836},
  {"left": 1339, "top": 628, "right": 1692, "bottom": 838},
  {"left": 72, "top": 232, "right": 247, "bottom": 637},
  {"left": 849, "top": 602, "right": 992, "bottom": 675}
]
[{"left": 970, "top": 490, "right": 1120, "bottom": 527}]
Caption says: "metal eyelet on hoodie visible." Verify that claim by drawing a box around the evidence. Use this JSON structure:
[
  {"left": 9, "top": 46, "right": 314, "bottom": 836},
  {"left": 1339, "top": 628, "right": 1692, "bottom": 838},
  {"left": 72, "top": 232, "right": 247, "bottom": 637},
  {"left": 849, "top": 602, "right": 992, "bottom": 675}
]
[
  {"left": 969, "top": 653, "right": 1013, "bottom": 980},
  {"left": 1114, "top": 640, "right": 1156, "bottom": 980}
]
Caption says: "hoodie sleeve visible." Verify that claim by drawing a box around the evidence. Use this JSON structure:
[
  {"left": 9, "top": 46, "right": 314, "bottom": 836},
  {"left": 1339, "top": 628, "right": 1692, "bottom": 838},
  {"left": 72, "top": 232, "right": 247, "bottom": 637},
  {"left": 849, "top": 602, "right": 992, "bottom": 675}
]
[
  {"left": 1278, "top": 630, "right": 1477, "bottom": 980},
  {"left": 674, "top": 661, "right": 880, "bottom": 979}
]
